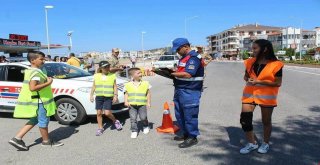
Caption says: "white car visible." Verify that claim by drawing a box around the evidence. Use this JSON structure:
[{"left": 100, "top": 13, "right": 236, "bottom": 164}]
[
  {"left": 152, "top": 55, "right": 179, "bottom": 69},
  {"left": 0, "top": 62, "right": 129, "bottom": 125}
]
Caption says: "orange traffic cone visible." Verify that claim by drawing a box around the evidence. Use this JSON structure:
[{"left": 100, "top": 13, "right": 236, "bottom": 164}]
[{"left": 157, "top": 102, "right": 179, "bottom": 133}]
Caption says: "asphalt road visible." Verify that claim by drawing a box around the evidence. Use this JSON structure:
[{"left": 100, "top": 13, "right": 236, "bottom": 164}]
[{"left": 1, "top": 61, "right": 319, "bottom": 165}]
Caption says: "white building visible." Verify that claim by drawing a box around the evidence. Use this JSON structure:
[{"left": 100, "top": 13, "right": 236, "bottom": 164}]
[
  {"left": 281, "top": 27, "right": 301, "bottom": 51},
  {"left": 207, "top": 24, "right": 282, "bottom": 57},
  {"left": 313, "top": 27, "right": 320, "bottom": 47},
  {"left": 282, "top": 27, "right": 320, "bottom": 52}
]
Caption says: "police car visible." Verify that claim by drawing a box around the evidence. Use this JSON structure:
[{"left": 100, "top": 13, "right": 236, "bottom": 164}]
[
  {"left": 0, "top": 62, "right": 129, "bottom": 125},
  {"left": 152, "top": 55, "right": 180, "bottom": 69}
]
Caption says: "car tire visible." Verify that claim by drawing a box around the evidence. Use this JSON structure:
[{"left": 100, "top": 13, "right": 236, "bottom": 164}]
[
  {"left": 174, "top": 64, "right": 178, "bottom": 70},
  {"left": 54, "top": 98, "right": 87, "bottom": 125}
]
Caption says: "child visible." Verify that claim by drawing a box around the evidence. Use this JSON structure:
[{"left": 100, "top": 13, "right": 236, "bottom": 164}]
[
  {"left": 124, "top": 68, "right": 151, "bottom": 139},
  {"left": 9, "top": 51, "right": 63, "bottom": 151},
  {"left": 90, "top": 61, "right": 122, "bottom": 136}
]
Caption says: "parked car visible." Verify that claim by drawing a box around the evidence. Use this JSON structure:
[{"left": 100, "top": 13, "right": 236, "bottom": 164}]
[
  {"left": 0, "top": 62, "right": 128, "bottom": 125},
  {"left": 152, "top": 55, "right": 179, "bottom": 69}
]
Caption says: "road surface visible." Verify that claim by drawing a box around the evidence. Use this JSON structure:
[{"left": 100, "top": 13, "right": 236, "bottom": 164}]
[{"left": 1, "top": 61, "right": 319, "bottom": 165}]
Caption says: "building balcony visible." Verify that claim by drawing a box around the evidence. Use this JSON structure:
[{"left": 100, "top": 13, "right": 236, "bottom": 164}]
[{"left": 227, "top": 35, "right": 238, "bottom": 38}]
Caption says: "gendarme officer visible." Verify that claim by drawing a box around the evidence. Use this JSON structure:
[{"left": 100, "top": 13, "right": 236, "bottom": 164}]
[{"left": 171, "top": 38, "right": 205, "bottom": 148}]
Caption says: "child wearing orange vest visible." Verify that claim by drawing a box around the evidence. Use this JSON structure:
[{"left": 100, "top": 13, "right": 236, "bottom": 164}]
[{"left": 239, "top": 39, "right": 284, "bottom": 154}]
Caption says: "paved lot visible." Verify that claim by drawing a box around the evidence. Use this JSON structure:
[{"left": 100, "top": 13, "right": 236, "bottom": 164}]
[{"left": 1, "top": 61, "right": 319, "bottom": 165}]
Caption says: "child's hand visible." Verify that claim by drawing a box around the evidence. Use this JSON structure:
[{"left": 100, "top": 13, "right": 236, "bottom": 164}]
[
  {"left": 248, "top": 78, "right": 260, "bottom": 85},
  {"left": 124, "top": 102, "right": 130, "bottom": 107},
  {"left": 90, "top": 96, "right": 94, "bottom": 102},
  {"left": 147, "top": 103, "right": 151, "bottom": 109},
  {"left": 112, "top": 96, "right": 118, "bottom": 103},
  {"left": 47, "top": 77, "right": 53, "bottom": 85}
]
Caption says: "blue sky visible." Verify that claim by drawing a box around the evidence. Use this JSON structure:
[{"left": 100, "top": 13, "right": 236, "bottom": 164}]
[{"left": 0, "top": 0, "right": 319, "bottom": 55}]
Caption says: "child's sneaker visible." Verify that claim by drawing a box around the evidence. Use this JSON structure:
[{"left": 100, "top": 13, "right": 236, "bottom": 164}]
[
  {"left": 258, "top": 142, "right": 270, "bottom": 154},
  {"left": 114, "top": 120, "right": 122, "bottom": 130},
  {"left": 9, "top": 138, "right": 28, "bottom": 151},
  {"left": 143, "top": 126, "right": 150, "bottom": 134},
  {"left": 41, "top": 140, "right": 64, "bottom": 147},
  {"left": 96, "top": 128, "right": 104, "bottom": 136},
  {"left": 240, "top": 142, "right": 258, "bottom": 154},
  {"left": 131, "top": 132, "right": 138, "bottom": 139}
]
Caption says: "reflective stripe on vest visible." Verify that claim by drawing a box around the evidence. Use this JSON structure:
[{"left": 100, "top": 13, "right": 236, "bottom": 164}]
[
  {"left": 243, "top": 93, "right": 277, "bottom": 100},
  {"left": 14, "top": 69, "right": 56, "bottom": 118},
  {"left": 128, "top": 93, "right": 146, "bottom": 97},
  {"left": 175, "top": 77, "right": 204, "bottom": 81},
  {"left": 241, "top": 58, "right": 284, "bottom": 106},
  {"left": 16, "top": 98, "right": 55, "bottom": 106},
  {"left": 245, "top": 82, "right": 269, "bottom": 87},
  {"left": 128, "top": 99, "right": 147, "bottom": 103},
  {"left": 125, "top": 81, "right": 149, "bottom": 105},
  {"left": 94, "top": 73, "right": 115, "bottom": 97}
]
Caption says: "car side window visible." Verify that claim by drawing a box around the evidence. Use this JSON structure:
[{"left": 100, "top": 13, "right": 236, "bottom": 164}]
[
  {"left": 0, "top": 66, "right": 7, "bottom": 81},
  {"left": 7, "top": 66, "right": 26, "bottom": 82}
]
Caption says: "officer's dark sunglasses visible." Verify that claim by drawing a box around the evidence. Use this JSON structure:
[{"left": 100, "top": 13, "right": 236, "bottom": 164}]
[{"left": 177, "top": 46, "right": 183, "bottom": 52}]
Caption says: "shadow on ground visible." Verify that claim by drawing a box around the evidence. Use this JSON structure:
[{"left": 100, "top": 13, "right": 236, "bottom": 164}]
[
  {"left": 193, "top": 105, "right": 320, "bottom": 165},
  {"left": 158, "top": 106, "right": 320, "bottom": 164},
  {"left": 28, "top": 125, "right": 80, "bottom": 148}
]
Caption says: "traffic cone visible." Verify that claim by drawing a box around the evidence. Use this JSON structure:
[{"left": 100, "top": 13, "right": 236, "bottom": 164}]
[{"left": 157, "top": 102, "right": 179, "bottom": 133}]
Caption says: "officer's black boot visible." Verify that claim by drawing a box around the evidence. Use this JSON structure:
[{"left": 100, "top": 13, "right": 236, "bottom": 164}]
[
  {"left": 178, "top": 137, "right": 198, "bottom": 148},
  {"left": 173, "top": 134, "right": 188, "bottom": 141}
]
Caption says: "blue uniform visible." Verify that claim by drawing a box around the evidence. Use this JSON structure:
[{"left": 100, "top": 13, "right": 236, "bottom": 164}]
[{"left": 173, "top": 50, "right": 204, "bottom": 138}]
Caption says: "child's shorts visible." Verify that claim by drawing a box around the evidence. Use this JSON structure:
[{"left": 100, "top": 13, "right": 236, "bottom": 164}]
[
  {"left": 95, "top": 96, "right": 112, "bottom": 110},
  {"left": 27, "top": 103, "right": 50, "bottom": 128}
]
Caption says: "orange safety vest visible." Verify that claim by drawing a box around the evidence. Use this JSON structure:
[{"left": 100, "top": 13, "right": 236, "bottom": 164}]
[{"left": 242, "top": 58, "right": 284, "bottom": 106}]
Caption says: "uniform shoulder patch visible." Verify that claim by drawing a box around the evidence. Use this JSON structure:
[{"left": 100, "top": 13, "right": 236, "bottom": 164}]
[{"left": 188, "top": 65, "right": 195, "bottom": 70}]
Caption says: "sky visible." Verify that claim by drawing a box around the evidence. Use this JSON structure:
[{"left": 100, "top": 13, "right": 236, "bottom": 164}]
[{"left": 0, "top": 0, "right": 319, "bottom": 55}]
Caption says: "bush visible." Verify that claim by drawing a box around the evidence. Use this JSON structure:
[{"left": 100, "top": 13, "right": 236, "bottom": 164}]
[{"left": 242, "top": 50, "right": 250, "bottom": 60}]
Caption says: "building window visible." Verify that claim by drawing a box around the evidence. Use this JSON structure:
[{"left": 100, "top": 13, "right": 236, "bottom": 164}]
[{"left": 257, "top": 31, "right": 262, "bottom": 34}]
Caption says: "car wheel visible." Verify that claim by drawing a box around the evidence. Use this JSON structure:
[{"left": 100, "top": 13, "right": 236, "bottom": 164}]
[
  {"left": 54, "top": 98, "right": 87, "bottom": 125},
  {"left": 174, "top": 64, "right": 178, "bottom": 70}
]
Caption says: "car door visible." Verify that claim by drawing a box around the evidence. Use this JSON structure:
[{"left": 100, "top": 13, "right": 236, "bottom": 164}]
[{"left": 0, "top": 65, "right": 27, "bottom": 112}]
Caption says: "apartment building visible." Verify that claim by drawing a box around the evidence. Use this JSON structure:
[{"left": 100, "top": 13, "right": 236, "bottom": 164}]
[{"left": 207, "top": 24, "right": 282, "bottom": 57}]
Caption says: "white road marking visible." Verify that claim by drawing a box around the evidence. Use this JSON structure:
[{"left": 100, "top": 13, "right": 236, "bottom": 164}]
[{"left": 284, "top": 68, "right": 320, "bottom": 76}]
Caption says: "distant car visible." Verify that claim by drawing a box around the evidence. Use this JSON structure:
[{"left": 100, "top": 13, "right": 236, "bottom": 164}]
[
  {"left": 7, "top": 57, "right": 27, "bottom": 62},
  {"left": 152, "top": 55, "right": 179, "bottom": 69},
  {"left": 0, "top": 62, "right": 129, "bottom": 125}
]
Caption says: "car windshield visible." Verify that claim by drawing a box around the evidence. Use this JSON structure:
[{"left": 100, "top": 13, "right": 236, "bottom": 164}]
[
  {"left": 41, "top": 63, "right": 91, "bottom": 79},
  {"left": 159, "top": 56, "right": 174, "bottom": 61}
]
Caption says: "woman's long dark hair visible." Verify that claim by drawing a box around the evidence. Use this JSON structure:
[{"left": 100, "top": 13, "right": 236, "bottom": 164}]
[{"left": 250, "top": 39, "right": 278, "bottom": 73}]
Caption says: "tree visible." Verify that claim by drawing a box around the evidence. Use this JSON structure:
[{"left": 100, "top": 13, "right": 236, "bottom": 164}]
[
  {"left": 242, "top": 50, "right": 250, "bottom": 59},
  {"left": 284, "top": 48, "right": 295, "bottom": 57}
]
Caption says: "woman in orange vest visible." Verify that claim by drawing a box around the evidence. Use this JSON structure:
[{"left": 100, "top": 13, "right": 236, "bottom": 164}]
[{"left": 239, "top": 39, "right": 284, "bottom": 154}]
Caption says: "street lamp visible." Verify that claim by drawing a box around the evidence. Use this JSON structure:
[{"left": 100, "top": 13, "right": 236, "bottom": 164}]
[
  {"left": 290, "top": 16, "right": 303, "bottom": 61},
  {"left": 185, "top": 16, "right": 198, "bottom": 38},
  {"left": 141, "top": 31, "right": 146, "bottom": 66},
  {"left": 67, "top": 31, "right": 74, "bottom": 52},
  {"left": 45, "top": 5, "right": 54, "bottom": 56}
]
